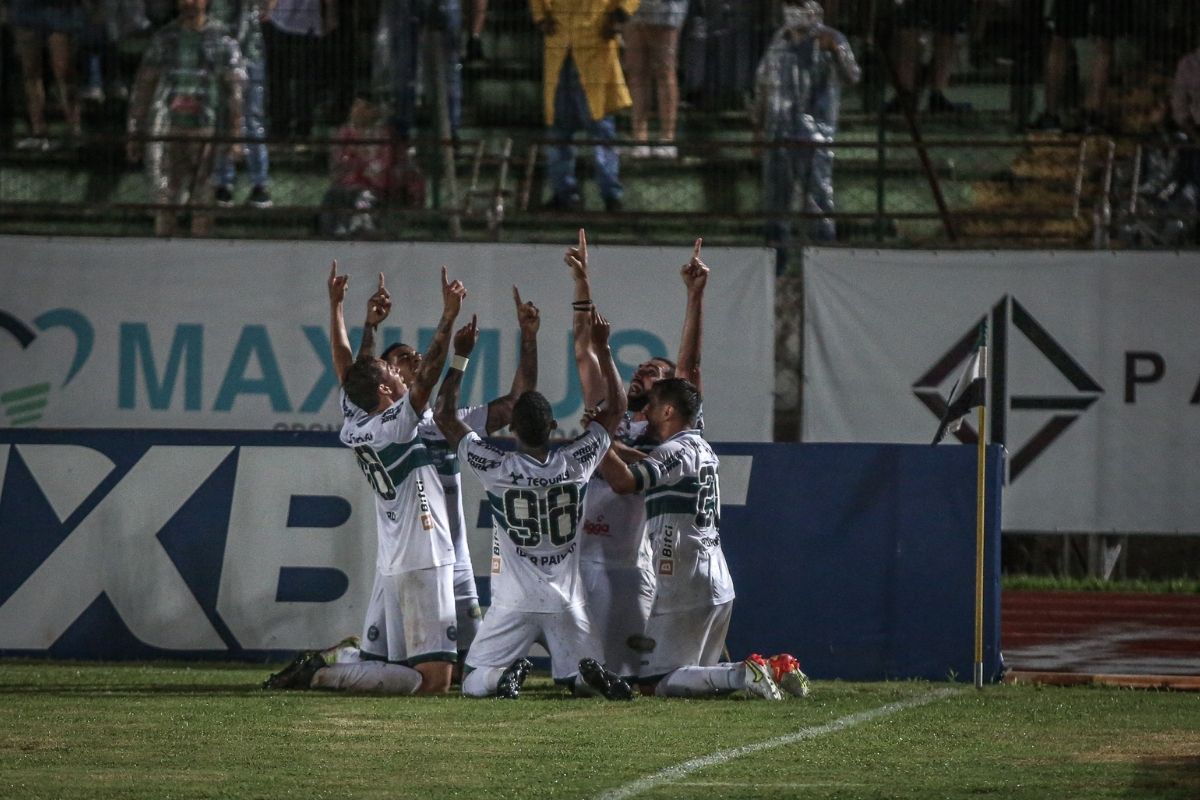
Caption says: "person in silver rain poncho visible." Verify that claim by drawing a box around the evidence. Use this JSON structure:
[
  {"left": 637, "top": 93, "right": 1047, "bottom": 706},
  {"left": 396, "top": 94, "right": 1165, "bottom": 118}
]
[
  {"left": 752, "top": 0, "right": 859, "bottom": 272},
  {"left": 126, "top": 0, "right": 245, "bottom": 237}
]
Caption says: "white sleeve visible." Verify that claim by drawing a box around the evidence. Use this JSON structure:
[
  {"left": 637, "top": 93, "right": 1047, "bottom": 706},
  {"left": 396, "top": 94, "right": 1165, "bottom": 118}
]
[
  {"left": 563, "top": 421, "right": 611, "bottom": 483},
  {"left": 457, "top": 431, "right": 508, "bottom": 484},
  {"left": 459, "top": 404, "right": 490, "bottom": 434},
  {"left": 374, "top": 395, "right": 422, "bottom": 443},
  {"left": 629, "top": 439, "right": 685, "bottom": 494},
  {"left": 418, "top": 404, "right": 487, "bottom": 442}
]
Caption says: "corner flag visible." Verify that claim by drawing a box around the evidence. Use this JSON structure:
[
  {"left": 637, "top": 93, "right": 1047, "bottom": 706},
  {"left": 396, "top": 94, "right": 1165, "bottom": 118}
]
[{"left": 932, "top": 323, "right": 988, "bottom": 445}]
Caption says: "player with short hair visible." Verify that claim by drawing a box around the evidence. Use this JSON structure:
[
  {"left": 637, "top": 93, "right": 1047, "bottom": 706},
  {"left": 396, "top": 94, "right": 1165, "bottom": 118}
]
[
  {"left": 265, "top": 264, "right": 467, "bottom": 694},
  {"left": 565, "top": 228, "right": 707, "bottom": 680},
  {"left": 434, "top": 307, "right": 632, "bottom": 700},
  {"left": 368, "top": 287, "right": 541, "bottom": 672},
  {"left": 597, "top": 377, "right": 810, "bottom": 700}
]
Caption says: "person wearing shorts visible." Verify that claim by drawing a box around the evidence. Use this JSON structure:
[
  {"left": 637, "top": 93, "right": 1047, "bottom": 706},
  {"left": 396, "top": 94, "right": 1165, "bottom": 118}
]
[
  {"left": 1035, "top": 0, "right": 1137, "bottom": 131},
  {"left": 886, "top": 0, "right": 971, "bottom": 113}
]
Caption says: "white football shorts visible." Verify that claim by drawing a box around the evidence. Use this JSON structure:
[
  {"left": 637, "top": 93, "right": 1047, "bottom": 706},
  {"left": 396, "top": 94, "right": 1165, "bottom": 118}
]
[
  {"left": 637, "top": 600, "right": 733, "bottom": 681},
  {"left": 359, "top": 564, "right": 457, "bottom": 664},
  {"left": 580, "top": 561, "right": 655, "bottom": 677},
  {"left": 465, "top": 602, "right": 599, "bottom": 682}
]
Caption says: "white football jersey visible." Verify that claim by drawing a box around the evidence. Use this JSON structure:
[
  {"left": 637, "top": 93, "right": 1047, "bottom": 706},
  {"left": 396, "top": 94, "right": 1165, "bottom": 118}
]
[
  {"left": 579, "top": 414, "right": 654, "bottom": 567},
  {"left": 628, "top": 428, "right": 733, "bottom": 613},
  {"left": 459, "top": 421, "right": 611, "bottom": 612},
  {"left": 418, "top": 405, "right": 489, "bottom": 571},
  {"left": 579, "top": 408, "right": 703, "bottom": 568},
  {"left": 339, "top": 391, "right": 455, "bottom": 575}
]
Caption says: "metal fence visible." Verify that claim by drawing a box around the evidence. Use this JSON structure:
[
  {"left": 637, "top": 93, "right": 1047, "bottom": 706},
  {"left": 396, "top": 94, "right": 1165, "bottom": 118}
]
[{"left": 1, "top": 0, "right": 1198, "bottom": 259}]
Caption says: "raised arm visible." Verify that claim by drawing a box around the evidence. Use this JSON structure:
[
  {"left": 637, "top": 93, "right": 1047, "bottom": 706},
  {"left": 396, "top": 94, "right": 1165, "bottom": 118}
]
[
  {"left": 410, "top": 266, "right": 466, "bottom": 412},
  {"left": 485, "top": 286, "right": 540, "bottom": 434},
  {"left": 675, "top": 238, "right": 708, "bottom": 394},
  {"left": 357, "top": 271, "right": 392, "bottom": 361},
  {"left": 597, "top": 444, "right": 638, "bottom": 494},
  {"left": 587, "top": 309, "right": 627, "bottom": 434},
  {"left": 566, "top": 228, "right": 605, "bottom": 406},
  {"left": 434, "top": 316, "right": 478, "bottom": 451},
  {"left": 327, "top": 261, "right": 353, "bottom": 384}
]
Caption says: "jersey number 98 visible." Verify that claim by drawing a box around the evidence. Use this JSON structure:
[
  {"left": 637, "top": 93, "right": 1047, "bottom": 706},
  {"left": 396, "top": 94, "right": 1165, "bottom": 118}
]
[{"left": 503, "top": 484, "right": 579, "bottom": 548}]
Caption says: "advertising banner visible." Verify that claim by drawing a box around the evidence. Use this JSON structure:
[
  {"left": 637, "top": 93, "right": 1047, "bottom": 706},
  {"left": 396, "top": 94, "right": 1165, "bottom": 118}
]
[
  {"left": 802, "top": 249, "right": 1200, "bottom": 533},
  {"left": 0, "top": 430, "right": 1002, "bottom": 682},
  {"left": 0, "top": 236, "right": 774, "bottom": 440}
]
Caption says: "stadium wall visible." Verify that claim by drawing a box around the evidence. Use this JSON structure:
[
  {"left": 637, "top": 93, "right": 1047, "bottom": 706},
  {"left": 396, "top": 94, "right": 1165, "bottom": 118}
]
[
  {"left": 0, "top": 431, "right": 1003, "bottom": 683},
  {"left": 0, "top": 235, "right": 774, "bottom": 441},
  {"left": 802, "top": 248, "right": 1200, "bottom": 534}
]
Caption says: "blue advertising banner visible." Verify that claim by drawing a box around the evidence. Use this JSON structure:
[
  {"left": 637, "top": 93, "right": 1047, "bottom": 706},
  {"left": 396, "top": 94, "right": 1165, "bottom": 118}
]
[{"left": 0, "top": 430, "right": 1001, "bottom": 681}]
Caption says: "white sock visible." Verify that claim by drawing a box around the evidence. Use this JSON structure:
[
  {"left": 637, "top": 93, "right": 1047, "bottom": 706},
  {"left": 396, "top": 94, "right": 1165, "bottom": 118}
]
[
  {"left": 654, "top": 664, "right": 741, "bottom": 698},
  {"left": 462, "top": 666, "right": 506, "bottom": 697},
  {"left": 311, "top": 661, "right": 422, "bottom": 694}
]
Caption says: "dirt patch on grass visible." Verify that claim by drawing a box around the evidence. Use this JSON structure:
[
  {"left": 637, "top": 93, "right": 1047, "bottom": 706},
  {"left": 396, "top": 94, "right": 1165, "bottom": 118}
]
[{"left": 1080, "top": 731, "right": 1200, "bottom": 763}]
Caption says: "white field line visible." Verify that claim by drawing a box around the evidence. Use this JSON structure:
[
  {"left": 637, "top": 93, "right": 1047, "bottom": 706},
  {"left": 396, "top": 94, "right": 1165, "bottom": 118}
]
[{"left": 596, "top": 687, "right": 961, "bottom": 800}]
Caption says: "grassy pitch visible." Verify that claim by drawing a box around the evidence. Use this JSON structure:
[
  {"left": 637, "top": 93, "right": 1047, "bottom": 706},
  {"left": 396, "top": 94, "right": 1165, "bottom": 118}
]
[{"left": 1, "top": 661, "right": 1198, "bottom": 800}]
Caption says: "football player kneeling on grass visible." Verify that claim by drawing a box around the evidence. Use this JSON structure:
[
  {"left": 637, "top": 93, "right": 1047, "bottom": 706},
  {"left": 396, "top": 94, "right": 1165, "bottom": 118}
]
[
  {"left": 434, "top": 308, "right": 632, "bottom": 700},
  {"left": 597, "top": 378, "right": 811, "bottom": 700}
]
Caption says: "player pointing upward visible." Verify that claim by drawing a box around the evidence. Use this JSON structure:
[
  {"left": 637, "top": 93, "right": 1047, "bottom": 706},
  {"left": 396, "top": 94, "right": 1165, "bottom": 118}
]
[
  {"left": 568, "top": 228, "right": 709, "bottom": 679},
  {"left": 435, "top": 305, "right": 632, "bottom": 700},
  {"left": 266, "top": 266, "right": 467, "bottom": 694}
]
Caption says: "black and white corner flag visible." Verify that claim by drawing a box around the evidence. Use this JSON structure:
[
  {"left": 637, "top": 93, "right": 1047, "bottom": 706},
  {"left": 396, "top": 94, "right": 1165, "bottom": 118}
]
[{"left": 932, "top": 323, "right": 988, "bottom": 445}]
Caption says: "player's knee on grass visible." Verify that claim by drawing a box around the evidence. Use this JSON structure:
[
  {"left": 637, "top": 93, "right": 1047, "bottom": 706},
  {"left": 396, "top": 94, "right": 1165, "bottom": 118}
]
[
  {"left": 310, "top": 662, "right": 422, "bottom": 694},
  {"left": 414, "top": 660, "right": 454, "bottom": 694},
  {"left": 462, "top": 665, "right": 505, "bottom": 697}
]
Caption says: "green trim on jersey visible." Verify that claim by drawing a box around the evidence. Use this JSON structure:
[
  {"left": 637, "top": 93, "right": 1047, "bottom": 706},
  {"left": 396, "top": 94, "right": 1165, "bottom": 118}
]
[
  {"left": 646, "top": 495, "right": 699, "bottom": 520},
  {"left": 631, "top": 462, "right": 654, "bottom": 492},
  {"left": 385, "top": 447, "right": 435, "bottom": 487},
  {"left": 421, "top": 438, "right": 462, "bottom": 477},
  {"left": 485, "top": 491, "right": 511, "bottom": 528},
  {"left": 645, "top": 476, "right": 701, "bottom": 500},
  {"left": 376, "top": 439, "right": 421, "bottom": 467}
]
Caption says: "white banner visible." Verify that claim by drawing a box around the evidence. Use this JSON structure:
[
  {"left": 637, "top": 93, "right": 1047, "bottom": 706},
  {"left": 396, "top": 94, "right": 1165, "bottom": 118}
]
[
  {"left": 803, "top": 248, "right": 1200, "bottom": 533},
  {"left": 0, "top": 237, "right": 774, "bottom": 440}
]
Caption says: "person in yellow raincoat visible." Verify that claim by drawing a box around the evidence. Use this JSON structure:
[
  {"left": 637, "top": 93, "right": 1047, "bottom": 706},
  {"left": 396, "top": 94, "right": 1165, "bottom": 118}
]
[{"left": 531, "top": 0, "right": 639, "bottom": 211}]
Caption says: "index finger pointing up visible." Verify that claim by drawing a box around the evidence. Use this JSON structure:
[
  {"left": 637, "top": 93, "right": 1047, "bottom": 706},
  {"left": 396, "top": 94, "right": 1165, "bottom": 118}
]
[
  {"left": 692, "top": 237, "right": 703, "bottom": 260},
  {"left": 512, "top": 285, "right": 523, "bottom": 307},
  {"left": 378, "top": 272, "right": 386, "bottom": 291},
  {"left": 440, "top": 265, "right": 449, "bottom": 287},
  {"left": 578, "top": 228, "right": 587, "bottom": 258}
]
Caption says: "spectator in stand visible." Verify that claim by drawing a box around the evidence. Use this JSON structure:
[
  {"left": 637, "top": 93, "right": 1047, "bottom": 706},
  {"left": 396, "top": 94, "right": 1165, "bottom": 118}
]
[
  {"left": 884, "top": 0, "right": 971, "bottom": 114},
  {"left": 624, "top": 0, "right": 688, "bottom": 159},
  {"left": 10, "top": 0, "right": 86, "bottom": 150},
  {"left": 1033, "top": 0, "right": 1136, "bottom": 132},
  {"left": 126, "top": 0, "right": 245, "bottom": 236},
  {"left": 319, "top": 93, "right": 394, "bottom": 236},
  {"left": 753, "top": 0, "right": 859, "bottom": 270},
  {"left": 210, "top": 0, "right": 274, "bottom": 208},
  {"left": 465, "top": 0, "right": 487, "bottom": 62},
  {"left": 532, "top": 0, "right": 639, "bottom": 212},
  {"left": 78, "top": 0, "right": 149, "bottom": 107},
  {"left": 381, "top": 0, "right": 465, "bottom": 143},
  {"left": 264, "top": 0, "right": 334, "bottom": 140},
  {"left": 1171, "top": 36, "right": 1200, "bottom": 193}
]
